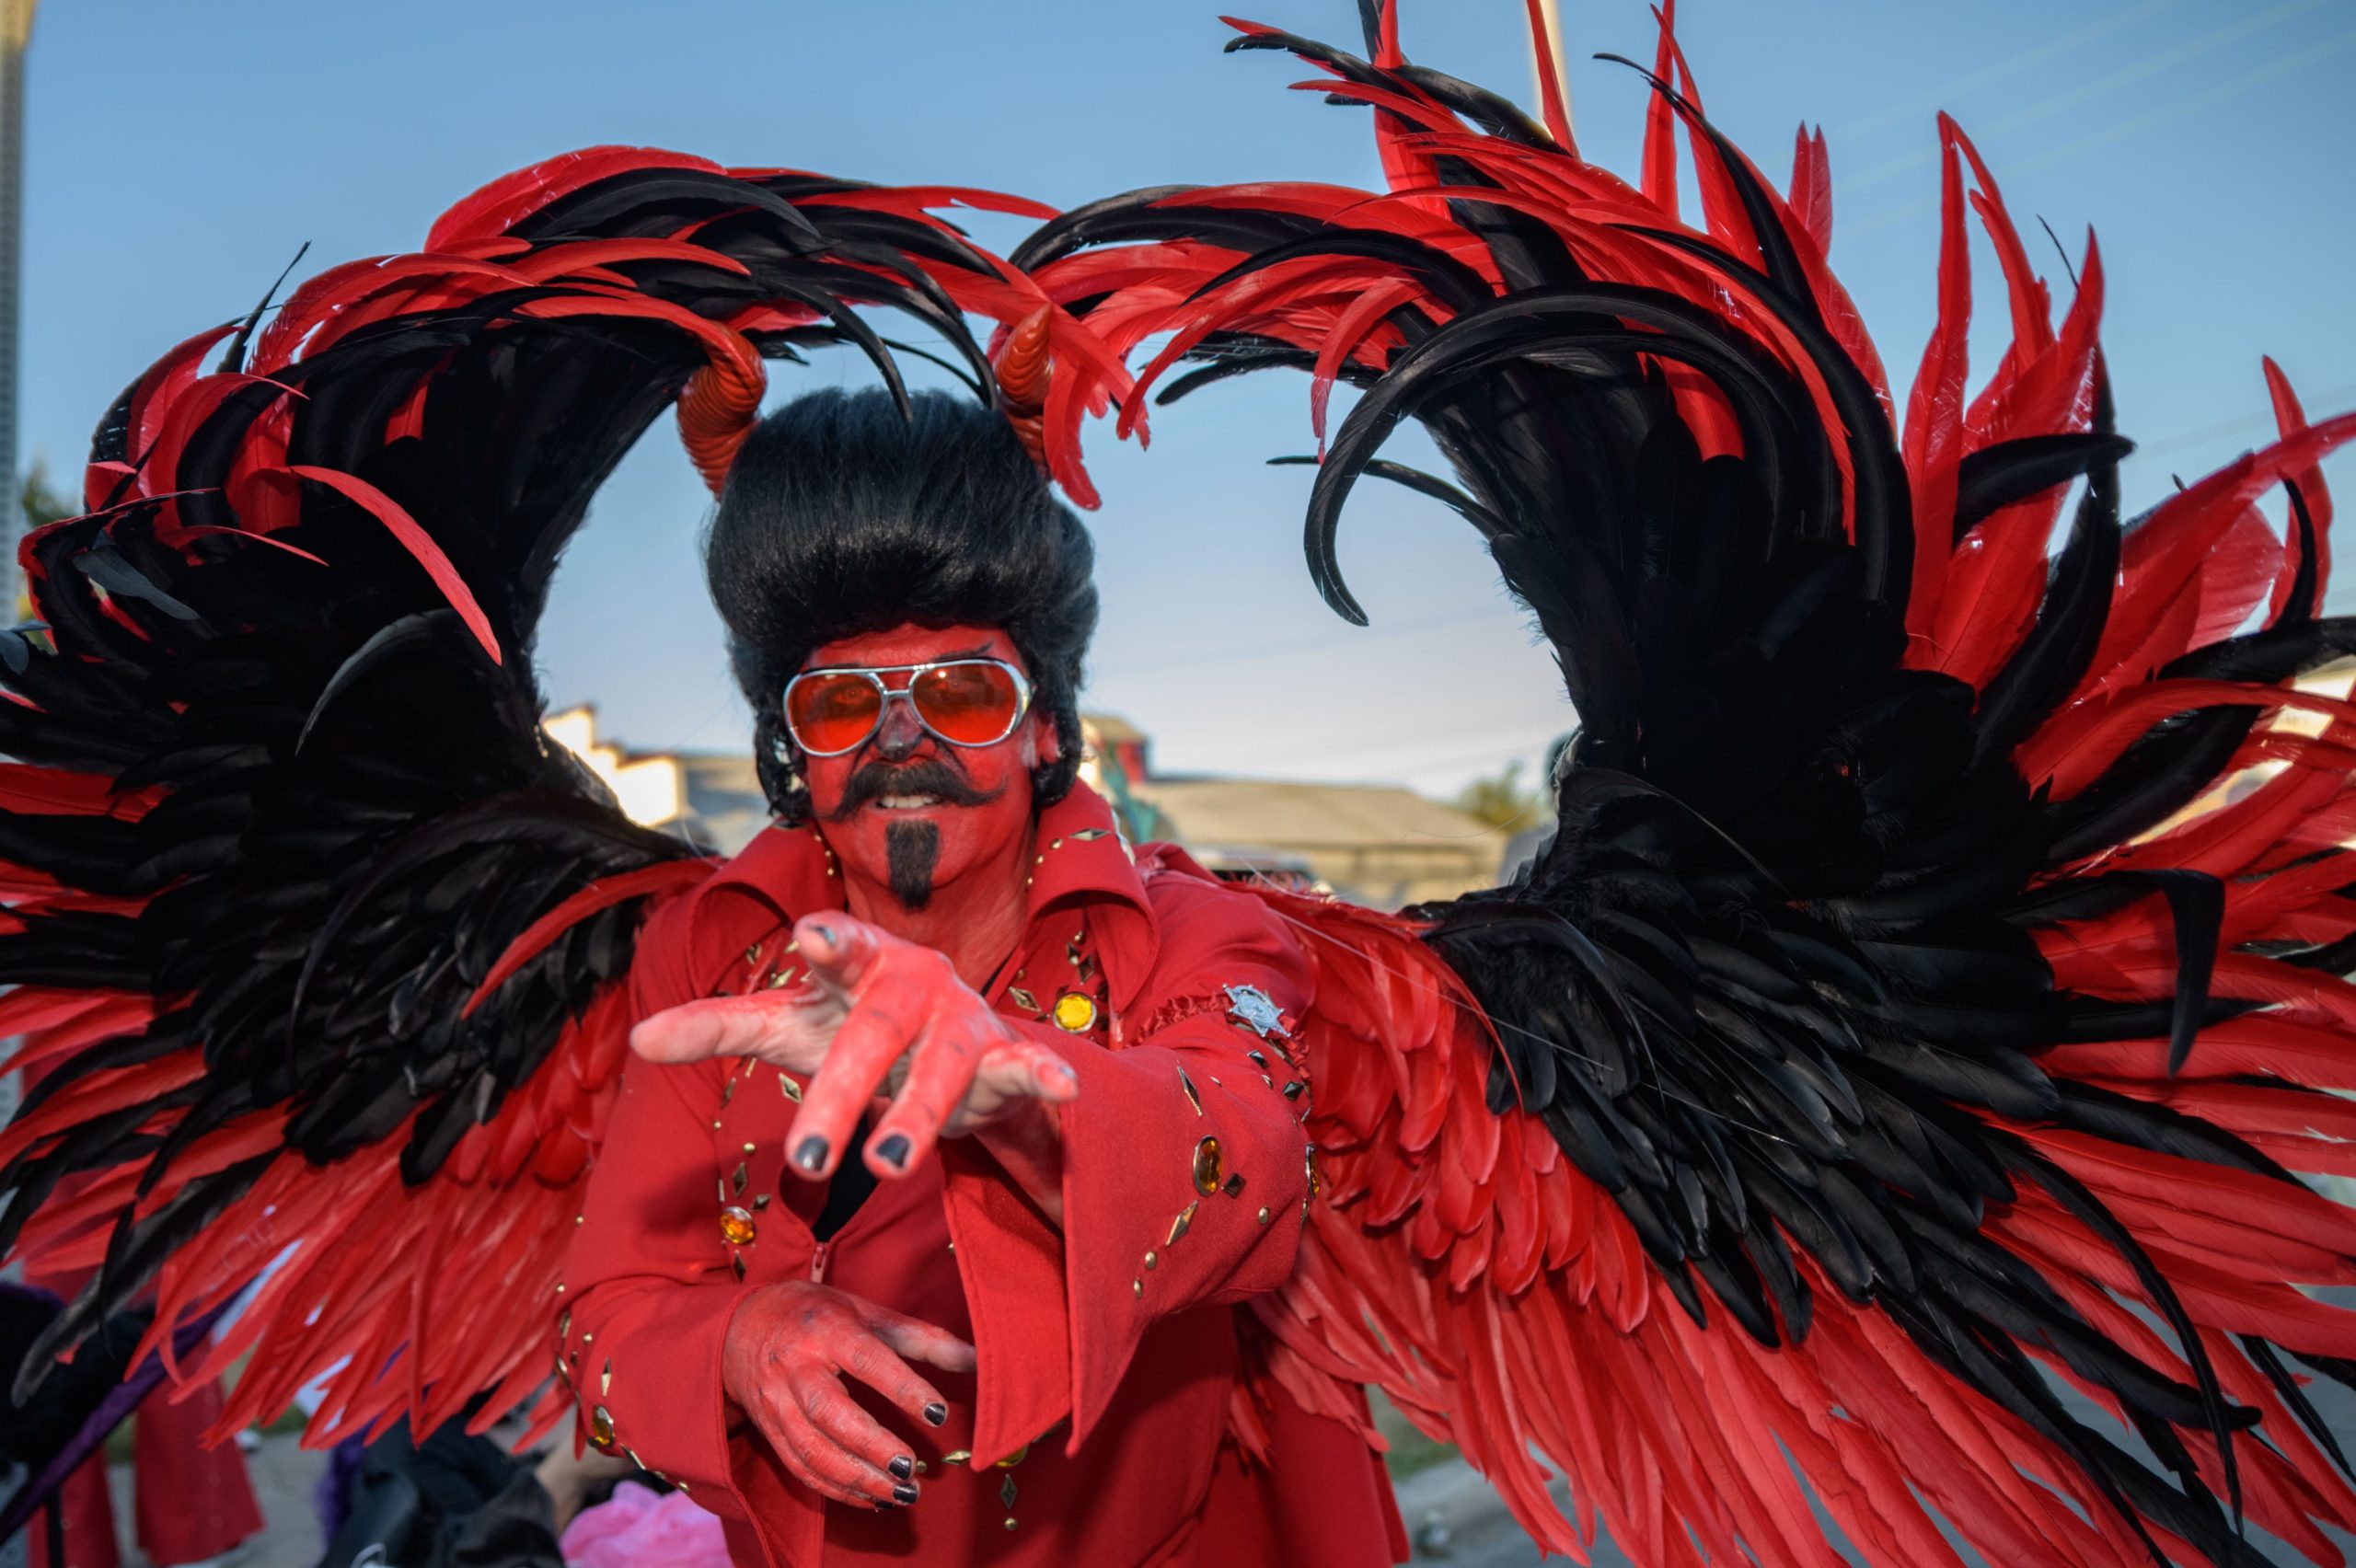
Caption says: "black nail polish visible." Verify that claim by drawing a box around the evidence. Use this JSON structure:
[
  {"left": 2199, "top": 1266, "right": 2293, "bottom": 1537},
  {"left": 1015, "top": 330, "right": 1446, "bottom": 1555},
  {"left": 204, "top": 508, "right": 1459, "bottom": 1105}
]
[
  {"left": 793, "top": 1136, "right": 828, "bottom": 1173},
  {"left": 810, "top": 920, "right": 837, "bottom": 947},
  {"left": 875, "top": 1133, "right": 911, "bottom": 1170},
  {"left": 922, "top": 1402, "right": 946, "bottom": 1427},
  {"left": 889, "top": 1454, "right": 913, "bottom": 1480},
  {"left": 892, "top": 1482, "right": 918, "bottom": 1505}
]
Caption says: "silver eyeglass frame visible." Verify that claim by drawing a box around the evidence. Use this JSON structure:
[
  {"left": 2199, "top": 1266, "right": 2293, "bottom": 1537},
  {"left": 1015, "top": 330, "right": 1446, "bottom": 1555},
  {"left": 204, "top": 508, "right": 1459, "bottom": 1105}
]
[{"left": 781, "top": 657, "right": 1034, "bottom": 757}]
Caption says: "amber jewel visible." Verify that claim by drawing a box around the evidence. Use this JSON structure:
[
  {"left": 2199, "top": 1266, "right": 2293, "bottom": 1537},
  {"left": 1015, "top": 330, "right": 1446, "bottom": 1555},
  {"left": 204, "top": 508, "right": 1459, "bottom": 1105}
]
[
  {"left": 1052, "top": 991, "right": 1099, "bottom": 1032},
  {"left": 719, "top": 1205, "right": 756, "bottom": 1246},
  {"left": 1191, "top": 1136, "right": 1224, "bottom": 1195}
]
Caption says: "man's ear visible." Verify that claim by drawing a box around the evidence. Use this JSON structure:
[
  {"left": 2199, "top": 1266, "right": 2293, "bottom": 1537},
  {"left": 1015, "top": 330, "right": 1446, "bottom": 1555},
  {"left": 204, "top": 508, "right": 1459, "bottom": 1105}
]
[{"left": 1030, "top": 709, "right": 1062, "bottom": 767}]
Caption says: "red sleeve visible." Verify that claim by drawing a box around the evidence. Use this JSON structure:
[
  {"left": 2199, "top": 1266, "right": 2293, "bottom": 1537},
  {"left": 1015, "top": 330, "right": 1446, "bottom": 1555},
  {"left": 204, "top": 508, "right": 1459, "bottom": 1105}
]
[
  {"left": 942, "top": 875, "right": 1315, "bottom": 1463},
  {"left": 559, "top": 893, "right": 763, "bottom": 1518}
]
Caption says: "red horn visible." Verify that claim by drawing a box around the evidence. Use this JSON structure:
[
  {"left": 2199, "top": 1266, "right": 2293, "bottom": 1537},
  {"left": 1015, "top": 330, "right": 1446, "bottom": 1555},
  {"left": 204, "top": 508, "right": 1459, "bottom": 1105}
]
[
  {"left": 676, "top": 350, "right": 767, "bottom": 498},
  {"left": 996, "top": 306, "right": 1055, "bottom": 473}
]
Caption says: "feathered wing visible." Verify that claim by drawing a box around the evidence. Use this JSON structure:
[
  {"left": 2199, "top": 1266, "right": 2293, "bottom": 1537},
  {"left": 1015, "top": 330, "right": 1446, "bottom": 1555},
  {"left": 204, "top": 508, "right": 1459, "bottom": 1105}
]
[
  {"left": 0, "top": 148, "right": 1094, "bottom": 1465},
  {"left": 1031, "top": 10, "right": 2356, "bottom": 1565}
]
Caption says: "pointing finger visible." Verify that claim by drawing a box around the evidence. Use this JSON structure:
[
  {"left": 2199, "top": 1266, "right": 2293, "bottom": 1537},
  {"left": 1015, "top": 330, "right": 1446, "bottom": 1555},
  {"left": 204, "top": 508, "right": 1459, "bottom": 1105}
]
[
  {"left": 944, "top": 1040, "right": 1080, "bottom": 1139},
  {"left": 629, "top": 991, "right": 840, "bottom": 1072},
  {"left": 862, "top": 1017, "right": 996, "bottom": 1177},
  {"left": 784, "top": 995, "right": 925, "bottom": 1180},
  {"left": 795, "top": 914, "right": 893, "bottom": 1000}
]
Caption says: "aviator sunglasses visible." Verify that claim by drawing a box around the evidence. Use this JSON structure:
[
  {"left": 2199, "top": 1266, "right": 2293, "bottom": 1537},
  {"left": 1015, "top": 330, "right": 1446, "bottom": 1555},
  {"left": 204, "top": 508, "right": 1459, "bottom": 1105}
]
[{"left": 782, "top": 657, "right": 1034, "bottom": 757}]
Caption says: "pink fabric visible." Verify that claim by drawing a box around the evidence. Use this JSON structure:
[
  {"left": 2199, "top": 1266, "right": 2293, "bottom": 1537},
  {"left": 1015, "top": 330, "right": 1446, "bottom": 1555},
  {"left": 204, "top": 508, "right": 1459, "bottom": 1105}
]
[{"left": 560, "top": 1482, "right": 731, "bottom": 1568}]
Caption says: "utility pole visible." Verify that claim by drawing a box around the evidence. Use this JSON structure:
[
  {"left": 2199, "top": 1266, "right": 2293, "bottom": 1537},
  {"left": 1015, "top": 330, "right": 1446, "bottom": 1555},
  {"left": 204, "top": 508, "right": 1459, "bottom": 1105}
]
[
  {"left": 1533, "top": 0, "right": 1575, "bottom": 145},
  {"left": 0, "top": 0, "right": 31, "bottom": 623},
  {"left": 0, "top": 1, "right": 25, "bottom": 1327}
]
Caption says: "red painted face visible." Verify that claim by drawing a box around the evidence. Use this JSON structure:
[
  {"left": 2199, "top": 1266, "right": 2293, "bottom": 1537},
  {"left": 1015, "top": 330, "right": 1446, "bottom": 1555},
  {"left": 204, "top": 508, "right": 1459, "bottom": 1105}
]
[{"left": 793, "top": 623, "right": 1057, "bottom": 910}]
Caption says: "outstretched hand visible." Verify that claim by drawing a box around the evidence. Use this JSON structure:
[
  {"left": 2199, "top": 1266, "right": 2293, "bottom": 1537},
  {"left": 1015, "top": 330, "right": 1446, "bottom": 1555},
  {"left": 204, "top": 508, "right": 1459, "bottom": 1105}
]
[
  {"left": 630, "top": 914, "right": 1079, "bottom": 1182},
  {"left": 722, "top": 1280, "right": 975, "bottom": 1508}
]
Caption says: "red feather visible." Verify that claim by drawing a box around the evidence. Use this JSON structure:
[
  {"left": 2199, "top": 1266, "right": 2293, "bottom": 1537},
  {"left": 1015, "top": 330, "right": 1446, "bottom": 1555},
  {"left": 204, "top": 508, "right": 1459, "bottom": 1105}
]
[
  {"left": 286, "top": 467, "right": 502, "bottom": 663},
  {"left": 1787, "top": 124, "right": 1831, "bottom": 257},
  {"left": 1640, "top": 2, "right": 1680, "bottom": 223},
  {"left": 1900, "top": 129, "right": 1970, "bottom": 650},
  {"left": 2264, "top": 356, "right": 2336, "bottom": 624}
]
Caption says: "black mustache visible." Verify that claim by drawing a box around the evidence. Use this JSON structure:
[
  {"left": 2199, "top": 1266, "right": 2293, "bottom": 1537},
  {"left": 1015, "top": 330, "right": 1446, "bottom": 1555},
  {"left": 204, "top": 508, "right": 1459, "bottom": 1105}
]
[{"left": 826, "top": 757, "right": 1005, "bottom": 821}]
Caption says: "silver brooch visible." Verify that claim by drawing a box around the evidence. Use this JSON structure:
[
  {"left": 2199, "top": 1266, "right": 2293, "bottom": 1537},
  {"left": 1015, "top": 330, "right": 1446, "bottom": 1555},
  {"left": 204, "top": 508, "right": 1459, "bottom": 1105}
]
[{"left": 1222, "top": 983, "right": 1289, "bottom": 1040}]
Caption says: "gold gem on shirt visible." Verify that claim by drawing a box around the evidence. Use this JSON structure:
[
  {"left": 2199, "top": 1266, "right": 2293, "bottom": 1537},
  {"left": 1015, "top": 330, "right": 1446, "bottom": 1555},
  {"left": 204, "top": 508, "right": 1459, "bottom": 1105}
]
[
  {"left": 1190, "top": 1136, "right": 1224, "bottom": 1195},
  {"left": 1052, "top": 991, "right": 1099, "bottom": 1032}
]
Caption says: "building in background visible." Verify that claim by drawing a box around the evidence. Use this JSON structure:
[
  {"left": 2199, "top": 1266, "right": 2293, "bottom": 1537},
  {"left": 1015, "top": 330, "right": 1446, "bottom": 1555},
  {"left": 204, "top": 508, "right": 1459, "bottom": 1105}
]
[
  {"left": 1075, "top": 714, "right": 1508, "bottom": 904},
  {"left": 1128, "top": 773, "right": 1505, "bottom": 906},
  {"left": 0, "top": 0, "right": 32, "bottom": 619},
  {"left": 545, "top": 708, "right": 1507, "bottom": 906}
]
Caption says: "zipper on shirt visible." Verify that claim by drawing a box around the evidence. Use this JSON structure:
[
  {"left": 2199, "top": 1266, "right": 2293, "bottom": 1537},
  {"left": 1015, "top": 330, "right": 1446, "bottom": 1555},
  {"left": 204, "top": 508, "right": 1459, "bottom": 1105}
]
[{"left": 810, "top": 1240, "right": 830, "bottom": 1284}]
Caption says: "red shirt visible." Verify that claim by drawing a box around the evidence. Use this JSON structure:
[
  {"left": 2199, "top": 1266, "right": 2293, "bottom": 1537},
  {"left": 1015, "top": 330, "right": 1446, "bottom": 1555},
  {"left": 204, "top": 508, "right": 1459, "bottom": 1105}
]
[{"left": 560, "top": 785, "right": 1407, "bottom": 1566}]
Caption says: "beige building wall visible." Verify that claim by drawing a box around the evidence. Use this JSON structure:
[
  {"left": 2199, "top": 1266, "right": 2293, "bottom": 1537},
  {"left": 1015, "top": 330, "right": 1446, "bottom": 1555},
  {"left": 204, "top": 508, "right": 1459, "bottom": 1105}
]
[{"left": 1129, "top": 776, "right": 1508, "bottom": 908}]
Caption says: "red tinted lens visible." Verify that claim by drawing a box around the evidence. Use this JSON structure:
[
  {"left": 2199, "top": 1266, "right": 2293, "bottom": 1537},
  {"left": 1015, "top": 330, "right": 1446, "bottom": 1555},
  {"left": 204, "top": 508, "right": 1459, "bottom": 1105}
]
[
  {"left": 786, "top": 673, "right": 884, "bottom": 754},
  {"left": 911, "top": 662, "right": 1021, "bottom": 744}
]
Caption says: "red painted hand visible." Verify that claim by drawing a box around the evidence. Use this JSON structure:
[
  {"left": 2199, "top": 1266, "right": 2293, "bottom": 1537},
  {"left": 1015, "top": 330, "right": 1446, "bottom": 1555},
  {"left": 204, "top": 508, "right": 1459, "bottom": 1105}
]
[
  {"left": 630, "top": 914, "right": 1079, "bottom": 1182},
  {"left": 722, "top": 1280, "right": 976, "bottom": 1508}
]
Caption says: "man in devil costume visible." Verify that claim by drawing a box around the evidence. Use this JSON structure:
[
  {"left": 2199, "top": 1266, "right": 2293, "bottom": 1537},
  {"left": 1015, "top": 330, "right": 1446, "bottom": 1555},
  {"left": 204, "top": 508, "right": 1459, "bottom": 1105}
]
[
  {"left": 566, "top": 386, "right": 1406, "bottom": 1563},
  {"left": 8, "top": 6, "right": 2356, "bottom": 1568}
]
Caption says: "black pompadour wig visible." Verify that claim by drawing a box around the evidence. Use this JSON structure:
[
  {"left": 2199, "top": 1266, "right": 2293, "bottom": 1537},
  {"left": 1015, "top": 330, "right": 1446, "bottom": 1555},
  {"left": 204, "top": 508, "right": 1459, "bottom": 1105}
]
[{"left": 704, "top": 387, "right": 1099, "bottom": 821}]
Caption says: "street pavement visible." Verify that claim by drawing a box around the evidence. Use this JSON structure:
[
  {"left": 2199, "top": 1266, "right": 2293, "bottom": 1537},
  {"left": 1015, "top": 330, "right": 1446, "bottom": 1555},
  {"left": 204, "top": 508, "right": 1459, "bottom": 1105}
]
[
  {"left": 118, "top": 1437, "right": 1575, "bottom": 1568},
  {"left": 87, "top": 1369, "right": 2356, "bottom": 1567}
]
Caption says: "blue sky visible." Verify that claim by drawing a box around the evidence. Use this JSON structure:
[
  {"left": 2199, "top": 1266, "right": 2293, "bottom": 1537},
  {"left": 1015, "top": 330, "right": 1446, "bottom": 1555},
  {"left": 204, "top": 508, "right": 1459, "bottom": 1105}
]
[{"left": 17, "top": 0, "right": 2355, "bottom": 795}]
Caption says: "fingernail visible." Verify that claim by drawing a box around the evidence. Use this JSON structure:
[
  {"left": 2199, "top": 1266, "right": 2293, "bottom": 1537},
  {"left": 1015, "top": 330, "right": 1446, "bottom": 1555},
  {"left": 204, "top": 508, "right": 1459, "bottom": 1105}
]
[
  {"left": 922, "top": 1402, "right": 946, "bottom": 1427},
  {"left": 874, "top": 1133, "right": 911, "bottom": 1170},
  {"left": 892, "top": 1482, "right": 918, "bottom": 1505},
  {"left": 809, "top": 920, "right": 837, "bottom": 947},
  {"left": 793, "top": 1136, "right": 829, "bottom": 1173},
  {"left": 889, "top": 1454, "right": 913, "bottom": 1480}
]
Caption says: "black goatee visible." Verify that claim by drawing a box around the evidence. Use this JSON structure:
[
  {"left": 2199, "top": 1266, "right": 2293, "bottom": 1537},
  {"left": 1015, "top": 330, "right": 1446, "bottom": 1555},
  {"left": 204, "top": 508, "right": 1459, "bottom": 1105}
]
[{"left": 885, "top": 820, "right": 941, "bottom": 911}]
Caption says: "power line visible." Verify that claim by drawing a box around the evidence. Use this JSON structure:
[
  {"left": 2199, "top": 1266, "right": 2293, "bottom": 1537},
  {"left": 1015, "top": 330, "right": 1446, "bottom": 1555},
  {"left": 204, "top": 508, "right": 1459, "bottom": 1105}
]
[
  {"left": 1831, "top": 0, "right": 2185, "bottom": 143},
  {"left": 1839, "top": 0, "right": 2325, "bottom": 200},
  {"left": 2135, "top": 384, "right": 2356, "bottom": 461},
  {"left": 2001, "top": 24, "right": 2356, "bottom": 181}
]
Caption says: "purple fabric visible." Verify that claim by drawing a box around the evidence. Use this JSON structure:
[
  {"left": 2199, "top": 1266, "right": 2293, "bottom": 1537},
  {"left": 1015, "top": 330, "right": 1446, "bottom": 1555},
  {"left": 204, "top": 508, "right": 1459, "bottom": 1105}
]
[
  {"left": 311, "top": 1433, "right": 368, "bottom": 1546},
  {"left": 558, "top": 1481, "right": 729, "bottom": 1568},
  {"left": 0, "top": 1297, "right": 224, "bottom": 1541}
]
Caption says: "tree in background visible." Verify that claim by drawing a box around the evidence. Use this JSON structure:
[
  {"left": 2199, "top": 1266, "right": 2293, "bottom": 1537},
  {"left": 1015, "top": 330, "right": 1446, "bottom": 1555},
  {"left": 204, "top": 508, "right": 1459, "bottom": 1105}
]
[
  {"left": 1453, "top": 758, "right": 1539, "bottom": 834},
  {"left": 22, "top": 455, "right": 72, "bottom": 530},
  {"left": 17, "top": 455, "right": 73, "bottom": 620}
]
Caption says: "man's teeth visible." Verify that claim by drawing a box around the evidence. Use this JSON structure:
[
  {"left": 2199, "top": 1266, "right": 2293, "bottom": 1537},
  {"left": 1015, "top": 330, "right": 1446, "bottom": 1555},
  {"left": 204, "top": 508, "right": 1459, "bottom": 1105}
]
[{"left": 876, "top": 794, "right": 941, "bottom": 811}]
